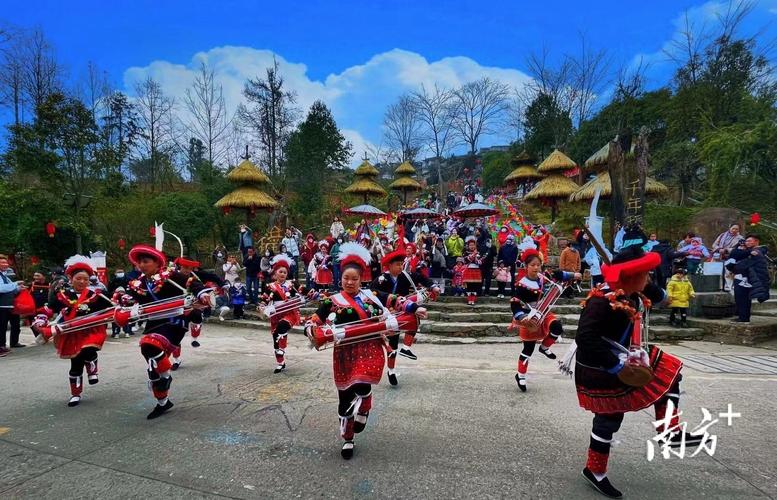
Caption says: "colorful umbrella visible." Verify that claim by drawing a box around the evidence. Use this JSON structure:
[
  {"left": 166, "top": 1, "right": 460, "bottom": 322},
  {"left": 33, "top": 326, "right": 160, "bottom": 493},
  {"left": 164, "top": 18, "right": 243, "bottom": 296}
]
[
  {"left": 453, "top": 203, "right": 500, "bottom": 218},
  {"left": 344, "top": 204, "right": 387, "bottom": 216}
]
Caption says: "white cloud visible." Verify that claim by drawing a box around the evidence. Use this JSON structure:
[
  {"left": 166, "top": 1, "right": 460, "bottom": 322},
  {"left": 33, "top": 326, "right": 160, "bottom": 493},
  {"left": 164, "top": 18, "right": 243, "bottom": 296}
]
[{"left": 123, "top": 46, "right": 532, "bottom": 166}]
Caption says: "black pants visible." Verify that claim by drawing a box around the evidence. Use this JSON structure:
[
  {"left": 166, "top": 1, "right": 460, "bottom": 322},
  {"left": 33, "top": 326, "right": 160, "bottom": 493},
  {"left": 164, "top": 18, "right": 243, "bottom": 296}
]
[
  {"left": 233, "top": 304, "right": 244, "bottom": 319},
  {"left": 669, "top": 307, "right": 687, "bottom": 324},
  {"left": 0, "top": 309, "right": 20, "bottom": 347},
  {"left": 337, "top": 383, "right": 371, "bottom": 417},
  {"left": 734, "top": 284, "right": 752, "bottom": 321},
  {"left": 497, "top": 282, "right": 506, "bottom": 295},
  {"left": 70, "top": 347, "right": 99, "bottom": 376},
  {"left": 482, "top": 268, "right": 493, "bottom": 295}
]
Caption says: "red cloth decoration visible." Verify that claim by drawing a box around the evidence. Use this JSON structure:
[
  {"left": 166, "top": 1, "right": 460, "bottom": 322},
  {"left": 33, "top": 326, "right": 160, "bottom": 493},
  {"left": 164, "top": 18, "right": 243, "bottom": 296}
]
[
  {"left": 751, "top": 213, "right": 761, "bottom": 225},
  {"left": 118, "top": 238, "right": 126, "bottom": 250},
  {"left": 174, "top": 257, "right": 201, "bottom": 268},
  {"left": 13, "top": 289, "right": 36, "bottom": 316},
  {"left": 46, "top": 222, "right": 56, "bottom": 238},
  {"left": 149, "top": 226, "right": 156, "bottom": 237},
  {"left": 30, "top": 256, "right": 40, "bottom": 266}
]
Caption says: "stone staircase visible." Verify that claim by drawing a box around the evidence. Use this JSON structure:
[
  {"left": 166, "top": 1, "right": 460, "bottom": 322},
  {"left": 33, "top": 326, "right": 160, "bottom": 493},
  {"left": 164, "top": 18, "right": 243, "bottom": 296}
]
[{"left": 211, "top": 285, "right": 711, "bottom": 343}]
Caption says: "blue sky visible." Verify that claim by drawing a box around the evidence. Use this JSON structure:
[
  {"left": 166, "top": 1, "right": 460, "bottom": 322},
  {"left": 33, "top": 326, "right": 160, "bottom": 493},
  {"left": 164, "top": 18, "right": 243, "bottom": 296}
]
[{"left": 3, "top": 0, "right": 777, "bottom": 163}]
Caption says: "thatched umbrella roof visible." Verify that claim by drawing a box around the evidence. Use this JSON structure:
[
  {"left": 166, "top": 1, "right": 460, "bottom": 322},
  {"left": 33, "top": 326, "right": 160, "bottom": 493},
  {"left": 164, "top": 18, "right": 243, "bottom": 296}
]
[
  {"left": 510, "top": 150, "right": 534, "bottom": 167},
  {"left": 394, "top": 161, "right": 417, "bottom": 175},
  {"left": 584, "top": 142, "right": 636, "bottom": 171},
  {"left": 505, "top": 150, "right": 542, "bottom": 185},
  {"left": 505, "top": 166, "right": 544, "bottom": 183},
  {"left": 524, "top": 174, "right": 579, "bottom": 201},
  {"left": 569, "top": 171, "right": 669, "bottom": 202},
  {"left": 226, "top": 159, "right": 271, "bottom": 184},
  {"left": 345, "top": 178, "right": 387, "bottom": 197},
  {"left": 214, "top": 185, "right": 278, "bottom": 209},
  {"left": 389, "top": 176, "right": 422, "bottom": 191},
  {"left": 537, "top": 149, "right": 577, "bottom": 173},
  {"left": 354, "top": 158, "right": 380, "bottom": 176}
]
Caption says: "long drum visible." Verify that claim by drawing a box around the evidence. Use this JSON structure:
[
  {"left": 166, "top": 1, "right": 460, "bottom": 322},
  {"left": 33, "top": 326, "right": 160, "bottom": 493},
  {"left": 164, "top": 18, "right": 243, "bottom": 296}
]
[{"left": 308, "top": 313, "right": 419, "bottom": 351}]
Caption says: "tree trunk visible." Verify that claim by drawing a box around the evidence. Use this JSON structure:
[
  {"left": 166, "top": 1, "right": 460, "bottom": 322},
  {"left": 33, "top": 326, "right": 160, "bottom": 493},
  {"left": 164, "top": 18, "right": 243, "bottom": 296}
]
[
  {"left": 634, "top": 126, "right": 650, "bottom": 222},
  {"left": 607, "top": 133, "right": 630, "bottom": 242}
]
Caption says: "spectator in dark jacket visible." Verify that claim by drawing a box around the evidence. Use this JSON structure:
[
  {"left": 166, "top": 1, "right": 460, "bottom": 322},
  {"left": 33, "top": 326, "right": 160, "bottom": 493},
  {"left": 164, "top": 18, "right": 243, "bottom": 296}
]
[
  {"left": 108, "top": 268, "right": 129, "bottom": 294},
  {"left": 480, "top": 238, "right": 497, "bottom": 296},
  {"left": 30, "top": 272, "right": 49, "bottom": 310},
  {"left": 651, "top": 240, "right": 680, "bottom": 289},
  {"left": 497, "top": 234, "right": 519, "bottom": 293},
  {"left": 0, "top": 254, "right": 22, "bottom": 354},
  {"left": 726, "top": 234, "right": 770, "bottom": 323},
  {"left": 243, "top": 247, "right": 262, "bottom": 304}
]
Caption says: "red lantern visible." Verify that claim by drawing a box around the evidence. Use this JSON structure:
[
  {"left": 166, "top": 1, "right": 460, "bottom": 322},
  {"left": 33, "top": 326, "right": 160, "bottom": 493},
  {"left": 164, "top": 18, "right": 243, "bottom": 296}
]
[
  {"left": 751, "top": 213, "right": 761, "bottom": 226},
  {"left": 221, "top": 206, "right": 231, "bottom": 215},
  {"left": 118, "top": 238, "right": 126, "bottom": 250},
  {"left": 30, "top": 256, "right": 40, "bottom": 266},
  {"left": 46, "top": 221, "right": 56, "bottom": 238},
  {"left": 149, "top": 226, "right": 156, "bottom": 237}
]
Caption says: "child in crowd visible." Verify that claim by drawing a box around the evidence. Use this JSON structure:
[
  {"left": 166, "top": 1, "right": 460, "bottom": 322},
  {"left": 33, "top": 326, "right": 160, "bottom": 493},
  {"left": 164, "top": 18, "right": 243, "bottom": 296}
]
[
  {"left": 494, "top": 261, "right": 511, "bottom": 298},
  {"left": 452, "top": 257, "right": 466, "bottom": 297},
  {"left": 229, "top": 278, "right": 247, "bottom": 320},
  {"left": 110, "top": 286, "right": 133, "bottom": 338},
  {"left": 666, "top": 268, "right": 695, "bottom": 328}
]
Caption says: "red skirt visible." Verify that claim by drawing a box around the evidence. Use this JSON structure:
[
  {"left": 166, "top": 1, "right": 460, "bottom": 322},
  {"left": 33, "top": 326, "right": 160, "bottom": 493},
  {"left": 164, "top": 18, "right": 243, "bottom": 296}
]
[
  {"left": 270, "top": 309, "right": 301, "bottom": 330},
  {"left": 519, "top": 313, "right": 557, "bottom": 342},
  {"left": 575, "top": 346, "right": 683, "bottom": 414},
  {"left": 315, "top": 268, "right": 333, "bottom": 285},
  {"left": 333, "top": 337, "right": 385, "bottom": 390},
  {"left": 54, "top": 325, "right": 107, "bottom": 359},
  {"left": 462, "top": 267, "right": 482, "bottom": 283}
]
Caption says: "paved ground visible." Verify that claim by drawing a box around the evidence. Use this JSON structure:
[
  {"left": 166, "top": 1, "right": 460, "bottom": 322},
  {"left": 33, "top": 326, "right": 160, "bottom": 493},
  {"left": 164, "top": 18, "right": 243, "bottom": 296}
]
[{"left": 1, "top": 325, "right": 776, "bottom": 499}]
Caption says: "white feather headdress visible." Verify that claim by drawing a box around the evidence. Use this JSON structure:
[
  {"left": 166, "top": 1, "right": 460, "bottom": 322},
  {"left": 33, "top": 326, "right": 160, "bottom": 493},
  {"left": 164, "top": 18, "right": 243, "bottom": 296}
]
[{"left": 337, "top": 242, "right": 372, "bottom": 269}]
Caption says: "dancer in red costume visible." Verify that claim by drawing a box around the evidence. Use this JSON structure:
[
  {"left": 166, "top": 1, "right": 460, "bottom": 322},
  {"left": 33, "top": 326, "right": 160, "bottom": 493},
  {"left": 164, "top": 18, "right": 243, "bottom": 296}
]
[
  {"left": 32, "top": 256, "right": 111, "bottom": 407},
  {"left": 170, "top": 256, "right": 222, "bottom": 369},
  {"left": 371, "top": 247, "right": 438, "bottom": 385},
  {"left": 569, "top": 229, "right": 701, "bottom": 498},
  {"left": 312, "top": 240, "right": 334, "bottom": 291},
  {"left": 259, "top": 254, "right": 303, "bottom": 374},
  {"left": 125, "top": 245, "right": 210, "bottom": 419},
  {"left": 510, "top": 249, "right": 580, "bottom": 392},
  {"left": 305, "top": 242, "right": 427, "bottom": 459},
  {"left": 462, "top": 236, "right": 483, "bottom": 306}
]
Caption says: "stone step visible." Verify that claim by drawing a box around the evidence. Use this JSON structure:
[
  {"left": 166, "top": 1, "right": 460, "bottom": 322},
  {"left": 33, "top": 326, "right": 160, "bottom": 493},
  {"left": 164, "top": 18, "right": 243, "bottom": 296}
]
[
  {"left": 752, "top": 308, "right": 777, "bottom": 318},
  {"left": 207, "top": 317, "right": 703, "bottom": 343}
]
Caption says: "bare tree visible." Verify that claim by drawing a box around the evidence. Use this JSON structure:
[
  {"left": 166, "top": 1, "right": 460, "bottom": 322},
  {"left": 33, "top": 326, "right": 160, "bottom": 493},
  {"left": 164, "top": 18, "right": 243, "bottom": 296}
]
[
  {"left": 20, "top": 28, "right": 62, "bottom": 115},
  {"left": 183, "top": 62, "right": 232, "bottom": 167},
  {"left": 412, "top": 84, "right": 459, "bottom": 195},
  {"left": 569, "top": 34, "right": 610, "bottom": 127},
  {"left": 383, "top": 93, "right": 422, "bottom": 163},
  {"left": 450, "top": 77, "right": 510, "bottom": 156},
  {"left": 0, "top": 28, "right": 25, "bottom": 125},
  {"left": 133, "top": 77, "right": 178, "bottom": 189},
  {"left": 237, "top": 57, "right": 299, "bottom": 177},
  {"left": 663, "top": 10, "right": 710, "bottom": 86},
  {"left": 614, "top": 58, "right": 648, "bottom": 102},
  {"left": 504, "top": 91, "right": 525, "bottom": 141},
  {"left": 76, "top": 61, "right": 111, "bottom": 122}
]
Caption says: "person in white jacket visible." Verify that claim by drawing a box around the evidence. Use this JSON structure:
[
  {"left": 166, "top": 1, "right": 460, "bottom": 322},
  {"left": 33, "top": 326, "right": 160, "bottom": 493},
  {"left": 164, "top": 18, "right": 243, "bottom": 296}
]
[{"left": 330, "top": 217, "right": 345, "bottom": 239}]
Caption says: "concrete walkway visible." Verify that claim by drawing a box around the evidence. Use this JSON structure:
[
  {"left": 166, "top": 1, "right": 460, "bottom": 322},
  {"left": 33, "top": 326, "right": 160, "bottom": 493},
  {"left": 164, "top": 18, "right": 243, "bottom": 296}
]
[{"left": 0, "top": 326, "right": 775, "bottom": 499}]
